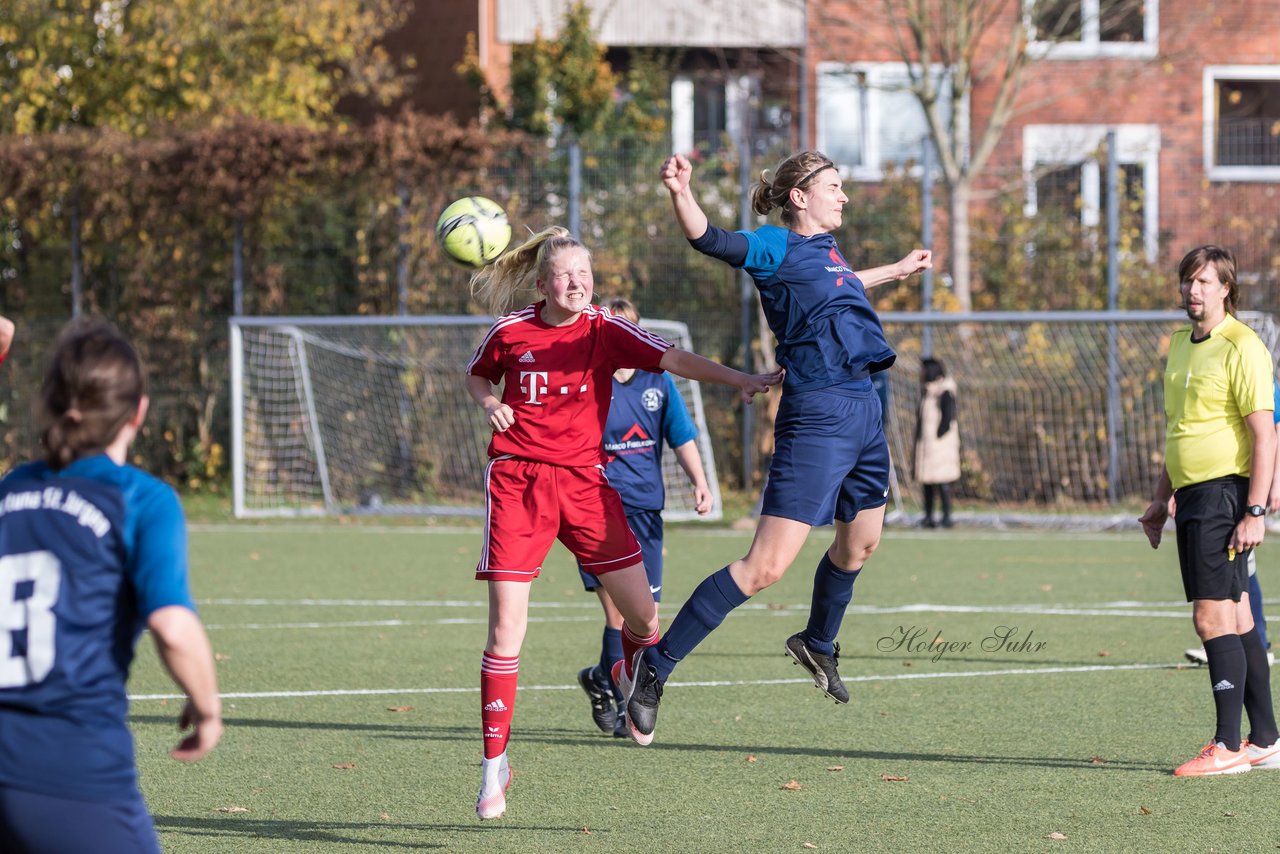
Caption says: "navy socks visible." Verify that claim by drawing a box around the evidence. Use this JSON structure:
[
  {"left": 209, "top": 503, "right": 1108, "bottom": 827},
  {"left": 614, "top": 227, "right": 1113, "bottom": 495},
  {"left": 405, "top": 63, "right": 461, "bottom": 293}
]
[
  {"left": 600, "top": 626, "right": 623, "bottom": 701},
  {"left": 647, "top": 567, "right": 749, "bottom": 682},
  {"left": 804, "top": 553, "right": 860, "bottom": 655}
]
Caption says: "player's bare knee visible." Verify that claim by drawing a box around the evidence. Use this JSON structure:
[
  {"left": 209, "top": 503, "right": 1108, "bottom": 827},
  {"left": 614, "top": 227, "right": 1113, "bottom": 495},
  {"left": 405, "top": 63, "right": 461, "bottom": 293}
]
[
  {"left": 832, "top": 539, "right": 878, "bottom": 568},
  {"left": 743, "top": 561, "right": 788, "bottom": 593}
]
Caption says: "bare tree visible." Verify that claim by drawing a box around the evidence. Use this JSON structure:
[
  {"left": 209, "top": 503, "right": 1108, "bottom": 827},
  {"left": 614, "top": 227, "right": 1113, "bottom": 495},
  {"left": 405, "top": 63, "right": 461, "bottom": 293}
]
[{"left": 836, "top": 0, "right": 1151, "bottom": 311}]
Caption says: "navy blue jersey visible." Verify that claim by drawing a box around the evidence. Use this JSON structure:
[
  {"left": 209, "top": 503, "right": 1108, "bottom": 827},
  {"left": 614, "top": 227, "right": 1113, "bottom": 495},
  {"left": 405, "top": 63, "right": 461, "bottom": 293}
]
[
  {"left": 602, "top": 372, "right": 697, "bottom": 512},
  {"left": 0, "top": 455, "right": 193, "bottom": 802},
  {"left": 692, "top": 224, "right": 896, "bottom": 392}
]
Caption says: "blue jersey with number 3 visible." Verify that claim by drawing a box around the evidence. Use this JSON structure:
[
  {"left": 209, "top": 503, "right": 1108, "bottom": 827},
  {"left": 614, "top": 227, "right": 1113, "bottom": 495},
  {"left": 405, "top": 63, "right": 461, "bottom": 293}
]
[{"left": 0, "top": 455, "right": 193, "bottom": 801}]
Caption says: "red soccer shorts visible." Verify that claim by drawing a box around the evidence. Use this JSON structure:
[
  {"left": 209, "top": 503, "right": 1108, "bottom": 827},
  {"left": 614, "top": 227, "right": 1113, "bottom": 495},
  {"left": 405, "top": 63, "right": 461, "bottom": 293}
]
[{"left": 476, "top": 456, "right": 642, "bottom": 582}]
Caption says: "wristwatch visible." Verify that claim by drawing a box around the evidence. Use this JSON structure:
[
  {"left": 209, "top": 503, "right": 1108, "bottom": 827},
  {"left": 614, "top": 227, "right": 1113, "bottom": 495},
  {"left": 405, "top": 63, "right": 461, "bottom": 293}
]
[{"left": 1246, "top": 505, "right": 1267, "bottom": 517}]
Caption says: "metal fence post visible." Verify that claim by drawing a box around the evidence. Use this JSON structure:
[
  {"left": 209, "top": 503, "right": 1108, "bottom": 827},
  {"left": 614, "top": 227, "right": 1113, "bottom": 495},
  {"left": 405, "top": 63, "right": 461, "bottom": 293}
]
[{"left": 1106, "top": 130, "right": 1120, "bottom": 504}]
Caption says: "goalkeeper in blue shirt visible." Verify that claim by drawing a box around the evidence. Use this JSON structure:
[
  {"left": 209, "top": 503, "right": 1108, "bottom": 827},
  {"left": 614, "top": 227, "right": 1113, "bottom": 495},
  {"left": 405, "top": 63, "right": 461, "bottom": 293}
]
[{"left": 575, "top": 297, "right": 712, "bottom": 737}]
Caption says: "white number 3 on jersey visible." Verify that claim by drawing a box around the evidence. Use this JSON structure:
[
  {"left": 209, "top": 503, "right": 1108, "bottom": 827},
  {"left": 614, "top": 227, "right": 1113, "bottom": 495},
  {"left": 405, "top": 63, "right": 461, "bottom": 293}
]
[{"left": 0, "top": 551, "right": 61, "bottom": 688}]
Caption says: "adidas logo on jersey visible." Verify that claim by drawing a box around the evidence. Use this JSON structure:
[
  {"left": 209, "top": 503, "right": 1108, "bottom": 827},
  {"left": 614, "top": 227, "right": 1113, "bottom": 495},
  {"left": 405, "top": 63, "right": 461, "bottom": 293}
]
[
  {"left": 1212, "top": 679, "right": 1236, "bottom": 692},
  {"left": 484, "top": 698, "right": 509, "bottom": 713},
  {"left": 518, "top": 351, "right": 535, "bottom": 363}
]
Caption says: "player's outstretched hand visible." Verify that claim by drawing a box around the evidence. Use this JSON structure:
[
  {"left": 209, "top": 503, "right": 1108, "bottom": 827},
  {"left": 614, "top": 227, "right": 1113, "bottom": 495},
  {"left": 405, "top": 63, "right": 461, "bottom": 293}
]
[
  {"left": 896, "top": 249, "right": 933, "bottom": 279},
  {"left": 171, "top": 700, "right": 223, "bottom": 762},
  {"left": 741, "top": 368, "right": 785, "bottom": 404},
  {"left": 660, "top": 154, "right": 693, "bottom": 195},
  {"left": 1138, "top": 499, "right": 1167, "bottom": 549},
  {"left": 484, "top": 401, "right": 516, "bottom": 433}
]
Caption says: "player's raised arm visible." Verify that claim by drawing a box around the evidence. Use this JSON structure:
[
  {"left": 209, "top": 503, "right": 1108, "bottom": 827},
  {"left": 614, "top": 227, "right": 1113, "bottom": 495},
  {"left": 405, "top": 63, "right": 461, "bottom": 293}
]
[{"left": 661, "top": 154, "right": 710, "bottom": 240}]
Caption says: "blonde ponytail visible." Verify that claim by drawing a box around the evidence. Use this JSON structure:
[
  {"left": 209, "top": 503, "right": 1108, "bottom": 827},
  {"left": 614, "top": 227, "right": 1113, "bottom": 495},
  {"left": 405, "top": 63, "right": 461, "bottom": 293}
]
[{"left": 470, "top": 226, "right": 590, "bottom": 316}]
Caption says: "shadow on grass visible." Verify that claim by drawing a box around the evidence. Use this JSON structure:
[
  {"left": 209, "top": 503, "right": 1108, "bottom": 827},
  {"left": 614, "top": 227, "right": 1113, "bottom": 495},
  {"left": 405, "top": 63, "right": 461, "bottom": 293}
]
[
  {"left": 153, "top": 815, "right": 579, "bottom": 848},
  {"left": 154, "top": 815, "right": 444, "bottom": 849},
  {"left": 132, "top": 715, "right": 1167, "bottom": 772}
]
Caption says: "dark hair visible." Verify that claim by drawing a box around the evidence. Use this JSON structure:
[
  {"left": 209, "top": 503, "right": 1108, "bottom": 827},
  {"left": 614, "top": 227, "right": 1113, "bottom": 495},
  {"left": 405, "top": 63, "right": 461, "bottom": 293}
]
[
  {"left": 921, "top": 357, "right": 946, "bottom": 383},
  {"left": 1177, "top": 245, "right": 1238, "bottom": 316},
  {"left": 750, "top": 150, "right": 837, "bottom": 228},
  {"left": 39, "top": 319, "right": 145, "bottom": 470}
]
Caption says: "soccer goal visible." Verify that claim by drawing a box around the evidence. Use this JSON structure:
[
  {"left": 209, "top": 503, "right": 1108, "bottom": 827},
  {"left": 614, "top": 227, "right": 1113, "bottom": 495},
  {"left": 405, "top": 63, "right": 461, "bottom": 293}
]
[{"left": 230, "top": 316, "right": 723, "bottom": 520}]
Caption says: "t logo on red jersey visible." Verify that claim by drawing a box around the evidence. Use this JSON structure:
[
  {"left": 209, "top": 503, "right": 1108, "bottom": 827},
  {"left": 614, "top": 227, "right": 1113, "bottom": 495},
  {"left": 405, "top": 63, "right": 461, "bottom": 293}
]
[{"left": 520, "top": 371, "right": 549, "bottom": 404}]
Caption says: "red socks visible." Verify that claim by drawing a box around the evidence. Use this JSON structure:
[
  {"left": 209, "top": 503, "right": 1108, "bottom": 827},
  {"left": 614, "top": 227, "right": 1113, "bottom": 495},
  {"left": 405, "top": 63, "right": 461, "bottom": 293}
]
[
  {"left": 621, "top": 625, "right": 659, "bottom": 679},
  {"left": 480, "top": 652, "right": 518, "bottom": 759}
]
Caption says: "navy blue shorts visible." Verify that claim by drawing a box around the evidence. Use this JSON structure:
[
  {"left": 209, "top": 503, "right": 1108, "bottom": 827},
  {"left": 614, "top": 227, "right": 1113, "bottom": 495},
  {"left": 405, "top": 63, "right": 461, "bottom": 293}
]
[
  {"left": 761, "top": 381, "right": 890, "bottom": 527},
  {"left": 0, "top": 785, "right": 160, "bottom": 854},
  {"left": 580, "top": 509, "right": 664, "bottom": 600}
]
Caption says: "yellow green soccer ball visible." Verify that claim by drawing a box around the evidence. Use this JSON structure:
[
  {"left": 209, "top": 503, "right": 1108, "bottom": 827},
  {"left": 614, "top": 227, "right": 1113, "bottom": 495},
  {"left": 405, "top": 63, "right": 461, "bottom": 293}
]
[{"left": 436, "top": 196, "right": 512, "bottom": 268}]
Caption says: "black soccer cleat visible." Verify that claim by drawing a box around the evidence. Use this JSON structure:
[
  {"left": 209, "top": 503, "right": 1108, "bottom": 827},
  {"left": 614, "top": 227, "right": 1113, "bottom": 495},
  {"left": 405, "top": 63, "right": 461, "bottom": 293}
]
[
  {"left": 577, "top": 666, "right": 619, "bottom": 734},
  {"left": 785, "top": 632, "right": 850, "bottom": 704},
  {"left": 613, "top": 650, "right": 663, "bottom": 746}
]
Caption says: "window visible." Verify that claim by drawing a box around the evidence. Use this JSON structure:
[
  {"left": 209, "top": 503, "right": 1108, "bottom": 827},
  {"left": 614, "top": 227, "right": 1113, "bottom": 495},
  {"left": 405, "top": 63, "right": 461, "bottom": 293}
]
[
  {"left": 1023, "top": 124, "right": 1160, "bottom": 259},
  {"left": 1027, "top": 0, "right": 1158, "bottom": 59},
  {"left": 671, "top": 74, "right": 790, "bottom": 155},
  {"left": 816, "top": 63, "right": 957, "bottom": 181},
  {"left": 1203, "top": 66, "right": 1280, "bottom": 181}
]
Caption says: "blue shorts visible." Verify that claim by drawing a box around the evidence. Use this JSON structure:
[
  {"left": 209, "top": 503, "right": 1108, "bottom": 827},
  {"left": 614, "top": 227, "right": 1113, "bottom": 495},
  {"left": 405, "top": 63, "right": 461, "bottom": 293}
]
[
  {"left": 0, "top": 785, "right": 160, "bottom": 854},
  {"left": 580, "top": 509, "right": 665, "bottom": 600},
  {"left": 761, "top": 381, "right": 890, "bottom": 527}
]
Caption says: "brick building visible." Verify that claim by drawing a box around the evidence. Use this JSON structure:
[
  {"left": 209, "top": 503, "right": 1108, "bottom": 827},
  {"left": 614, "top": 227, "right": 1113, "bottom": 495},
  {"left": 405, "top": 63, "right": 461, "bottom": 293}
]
[{"left": 403, "top": 0, "right": 1279, "bottom": 279}]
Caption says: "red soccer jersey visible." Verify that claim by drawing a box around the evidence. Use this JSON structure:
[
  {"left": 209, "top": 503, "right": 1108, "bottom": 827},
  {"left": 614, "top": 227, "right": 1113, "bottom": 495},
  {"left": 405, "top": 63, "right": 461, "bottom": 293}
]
[{"left": 467, "top": 303, "right": 673, "bottom": 466}]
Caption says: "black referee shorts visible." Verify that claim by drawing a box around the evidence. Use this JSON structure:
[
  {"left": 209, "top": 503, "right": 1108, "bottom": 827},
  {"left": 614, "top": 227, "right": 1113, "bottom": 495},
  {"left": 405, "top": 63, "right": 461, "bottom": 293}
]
[{"left": 1174, "top": 474, "right": 1250, "bottom": 602}]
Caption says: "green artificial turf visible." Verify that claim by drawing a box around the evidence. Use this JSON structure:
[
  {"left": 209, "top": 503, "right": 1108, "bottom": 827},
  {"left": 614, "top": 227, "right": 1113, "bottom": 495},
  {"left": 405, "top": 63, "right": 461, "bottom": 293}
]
[{"left": 127, "top": 525, "right": 1276, "bottom": 853}]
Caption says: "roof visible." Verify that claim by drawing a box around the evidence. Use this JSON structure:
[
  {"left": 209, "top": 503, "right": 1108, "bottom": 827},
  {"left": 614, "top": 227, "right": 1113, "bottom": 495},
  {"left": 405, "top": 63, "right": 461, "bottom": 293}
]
[{"left": 495, "top": 0, "right": 805, "bottom": 48}]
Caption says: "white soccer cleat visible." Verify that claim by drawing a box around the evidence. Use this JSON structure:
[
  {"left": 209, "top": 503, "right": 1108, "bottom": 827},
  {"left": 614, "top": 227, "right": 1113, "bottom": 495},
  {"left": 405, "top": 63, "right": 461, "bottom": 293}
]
[
  {"left": 476, "top": 752, "right": 512, "bottom": 820},
  {"left": 1247, "top": 740, "right": 1280, "bottom": 770},
  {"left": 1183, "top": 647, "right": 1207, "bottom": 665}
]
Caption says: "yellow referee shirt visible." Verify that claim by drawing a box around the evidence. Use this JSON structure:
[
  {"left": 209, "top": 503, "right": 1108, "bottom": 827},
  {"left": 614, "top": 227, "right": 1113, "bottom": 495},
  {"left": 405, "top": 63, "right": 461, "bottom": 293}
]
[{"left": 1164, "top": 313, "right": 1274, "bottom": 489}]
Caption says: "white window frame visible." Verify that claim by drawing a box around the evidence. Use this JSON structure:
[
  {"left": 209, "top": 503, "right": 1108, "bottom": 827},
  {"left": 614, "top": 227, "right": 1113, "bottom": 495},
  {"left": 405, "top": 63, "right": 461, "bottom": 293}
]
[
  {"left": 816, "top": 61, "right": 963, "bottom": 182},
  {"left": 670, "top": 73, "right": 757, "bottom": 154},
  {"left": 1023, "top": 124, "right": 1160, "bottom": 261},
  {"left": 1203, "top": 65, "right": 1280, "bottom": 183},
  {"left": 1026, "top": 0, "right": 1159, "bottom": 60}
]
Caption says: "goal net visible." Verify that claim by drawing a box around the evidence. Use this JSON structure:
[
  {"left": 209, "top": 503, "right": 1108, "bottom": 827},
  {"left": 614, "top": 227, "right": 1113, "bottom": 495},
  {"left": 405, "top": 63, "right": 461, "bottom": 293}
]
[
  {"left": 230, "top": 316, "right": 723, "bottom": 520},
  {"left": 877, "top": 310, "right": 1280, "bottom": 529}
]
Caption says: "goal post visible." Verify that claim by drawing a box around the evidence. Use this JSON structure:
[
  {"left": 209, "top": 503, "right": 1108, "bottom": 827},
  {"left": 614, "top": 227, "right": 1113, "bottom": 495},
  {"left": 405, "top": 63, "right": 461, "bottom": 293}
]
[{"left": 230, "top": 315, "right": 723, "bottom": 521}]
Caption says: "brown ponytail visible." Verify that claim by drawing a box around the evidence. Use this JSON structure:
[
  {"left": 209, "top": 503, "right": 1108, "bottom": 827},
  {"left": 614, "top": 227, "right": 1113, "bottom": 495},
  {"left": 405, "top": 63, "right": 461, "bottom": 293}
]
[
  {"left": 38, "top": 319, "right": 145, "bottom": 470},
  {"left": 749, "top": 150, "right": 837, "bottom": 228}
]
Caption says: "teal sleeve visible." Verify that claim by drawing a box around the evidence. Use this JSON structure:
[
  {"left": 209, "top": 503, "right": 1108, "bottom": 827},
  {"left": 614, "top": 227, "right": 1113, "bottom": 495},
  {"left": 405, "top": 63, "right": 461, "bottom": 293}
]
[{"left": 661, "top": 373, "right": 698, "bottom": 448}]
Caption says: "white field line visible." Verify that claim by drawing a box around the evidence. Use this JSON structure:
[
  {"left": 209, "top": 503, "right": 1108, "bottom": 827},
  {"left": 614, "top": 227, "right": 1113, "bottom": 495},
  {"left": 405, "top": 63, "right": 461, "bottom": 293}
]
[
  {"left": 188, "top": 523, "right": 1137, "bottom": 543},
  {"left": 128, "top": 662, "right": 1183, "bottom": 702},
  {"left": 197, "top": 598, "right": 1203, "bottom": 630},
  {"left": 199, "top": 597, "right": 1197, "bottom": 611}
]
